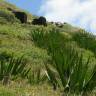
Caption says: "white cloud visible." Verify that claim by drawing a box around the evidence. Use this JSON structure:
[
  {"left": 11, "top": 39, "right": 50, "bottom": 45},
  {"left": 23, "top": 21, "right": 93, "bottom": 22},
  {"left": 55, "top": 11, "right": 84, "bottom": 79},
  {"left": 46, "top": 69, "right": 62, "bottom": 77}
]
[{"left": 39, "top": 0, "right": 96, "bottom": 34}]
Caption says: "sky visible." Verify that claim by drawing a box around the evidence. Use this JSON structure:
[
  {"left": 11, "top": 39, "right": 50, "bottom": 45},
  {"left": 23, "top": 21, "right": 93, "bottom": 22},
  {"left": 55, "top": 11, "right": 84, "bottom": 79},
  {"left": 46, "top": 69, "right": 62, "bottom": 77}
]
[
  {"left": 6, "top": 0, "right": 43, "bottom": 16},
  {"left": 6, "top": 0, "right": 96, "bottom": 34}
]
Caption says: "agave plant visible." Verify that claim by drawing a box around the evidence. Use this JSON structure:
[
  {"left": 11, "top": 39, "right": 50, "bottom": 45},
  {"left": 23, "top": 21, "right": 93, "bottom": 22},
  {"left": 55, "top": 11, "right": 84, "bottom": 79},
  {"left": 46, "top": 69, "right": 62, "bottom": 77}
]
[
  {"left": 0, "top": 53, "right": 31, "bottom": 85},
  {"left": 45, "top": 48, "right": 96, "bottom": 95}
]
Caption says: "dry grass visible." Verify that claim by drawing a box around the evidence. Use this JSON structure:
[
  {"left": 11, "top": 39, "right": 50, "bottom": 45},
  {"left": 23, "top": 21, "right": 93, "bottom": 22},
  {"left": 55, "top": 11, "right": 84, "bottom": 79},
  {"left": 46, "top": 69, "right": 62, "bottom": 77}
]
[{"left": 0, "top": 81, "right": 61, "bottom": 96}]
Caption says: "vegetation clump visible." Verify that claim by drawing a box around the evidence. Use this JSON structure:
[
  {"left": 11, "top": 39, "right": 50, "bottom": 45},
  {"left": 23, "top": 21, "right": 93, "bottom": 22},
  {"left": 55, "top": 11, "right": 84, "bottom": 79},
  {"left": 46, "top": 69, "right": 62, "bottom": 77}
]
[
  {"left": 0, "top": 9, "right": 19, "bottom": 23},
  {"left": 0, "top": 1, "right": 96, "bottom": 95},
  {"left": 0, "top": 52, "right": 31, "bottom": 85},
  {"left": 31, "top": 28, "right": 96, "bottom": 95}
]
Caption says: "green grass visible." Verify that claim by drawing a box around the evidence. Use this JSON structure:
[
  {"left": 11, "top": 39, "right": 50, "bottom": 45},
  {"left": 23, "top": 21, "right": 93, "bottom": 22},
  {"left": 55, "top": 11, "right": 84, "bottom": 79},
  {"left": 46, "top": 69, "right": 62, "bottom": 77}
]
[
  {"left": 0, "top": 1, "right": 96, "bottom": 95},
  {"left": 0, "top": 24, "right": 49, "bottom": 67},
  {"left": 0, "top": 23, "right": 56, "bottom": 95},
  {"left": 0, "top": 82, "right": 61, "bottom": 96},
  {"left": 31, "top": 28, "right": 96, "bottom": 95},
  {"left": 0, "top": 23, "right": 96, "bottom": 95},
  {"left": 72, "top": 31, "right": 96, "bottom": 57}
]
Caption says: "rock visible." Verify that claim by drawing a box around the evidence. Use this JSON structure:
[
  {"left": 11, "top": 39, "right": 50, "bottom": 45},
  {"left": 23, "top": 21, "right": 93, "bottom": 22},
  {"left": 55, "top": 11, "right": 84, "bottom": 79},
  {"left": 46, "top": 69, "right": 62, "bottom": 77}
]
[
  {"left": 13, "top": 11, "right": 27, "bottom": 23},
  {"left": 32, "top": 16, "right": 47, "bottom": 26}
]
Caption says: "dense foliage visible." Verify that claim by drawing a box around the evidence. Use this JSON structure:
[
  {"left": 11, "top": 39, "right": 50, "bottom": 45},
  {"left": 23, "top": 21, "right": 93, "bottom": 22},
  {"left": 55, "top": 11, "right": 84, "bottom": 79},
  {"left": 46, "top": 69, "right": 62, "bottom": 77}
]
[
  {"left": 0, "top": 52, "right": 31, "bottom": 85},
  {"left": 31, "top": 28, "right": 96, "bottom": 95},
  {"left": 0, "top": 1, "right": 96, "bottom": 95}
]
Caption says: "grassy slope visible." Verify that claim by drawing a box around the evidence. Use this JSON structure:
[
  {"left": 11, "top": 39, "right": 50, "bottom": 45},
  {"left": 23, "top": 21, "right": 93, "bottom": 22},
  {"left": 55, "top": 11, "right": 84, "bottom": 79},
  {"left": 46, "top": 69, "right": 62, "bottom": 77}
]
[
  {"left": 0, "top": 1, "right": 96, "bottom": 96},
  {"left": 0, "top": 1, "right": 60, "bottom": 95}
]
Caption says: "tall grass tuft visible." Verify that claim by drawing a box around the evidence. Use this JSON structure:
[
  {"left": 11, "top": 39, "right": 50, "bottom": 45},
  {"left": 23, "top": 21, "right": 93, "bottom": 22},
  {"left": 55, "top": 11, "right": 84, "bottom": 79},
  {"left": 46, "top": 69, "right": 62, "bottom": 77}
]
[
  {"left": 27, "top": 68, "right": 47, "bottom": 85},
  {"left": 45, "top": 48, "right": 96, "bottom": 95},
  {"left": 72, "top": 30, "right": 96, "bottom": 56},
  {"left": 0, "top": 53, "right": 31, "bottom": 85},
  {"left": 31, "top": 28, "right": 96, "bottom": 95},
  {"left": 30, "top": 28, "right": 69, "bottom": 52}
]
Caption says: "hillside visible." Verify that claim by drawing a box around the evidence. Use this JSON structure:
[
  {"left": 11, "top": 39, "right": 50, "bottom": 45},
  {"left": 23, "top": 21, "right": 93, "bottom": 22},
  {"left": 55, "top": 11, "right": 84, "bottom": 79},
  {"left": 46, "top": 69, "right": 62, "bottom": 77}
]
[{"left": 0, "top": 1, "right": 96, "bottom": 96}]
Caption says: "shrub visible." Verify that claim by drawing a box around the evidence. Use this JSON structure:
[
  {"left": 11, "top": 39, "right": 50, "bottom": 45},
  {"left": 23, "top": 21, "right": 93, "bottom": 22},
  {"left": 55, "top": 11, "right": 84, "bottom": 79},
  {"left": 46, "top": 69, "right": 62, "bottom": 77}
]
[
  {"left": 0, "top": 9, "right": 20, "bottom": 23},
  {"left": 72, "top": 30, "right": 96, "bottom": 56},
  {"left": 31, "top": 28, "right": 96, "bottom": 95},
  {"left": 0, "top": 17, "right": 8, "bottom": 24},
  {"left": 45, "top": 48, "right": 96, "bottom": 95},
  {"left": 0, "top": 53, "right": 31, "bottom": 85},
  {"left": 0, "top": 51, "right": 12, "bottom": 62},
  {"left": 30, "top": 28, "right": 69, "bottom": 52}
]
